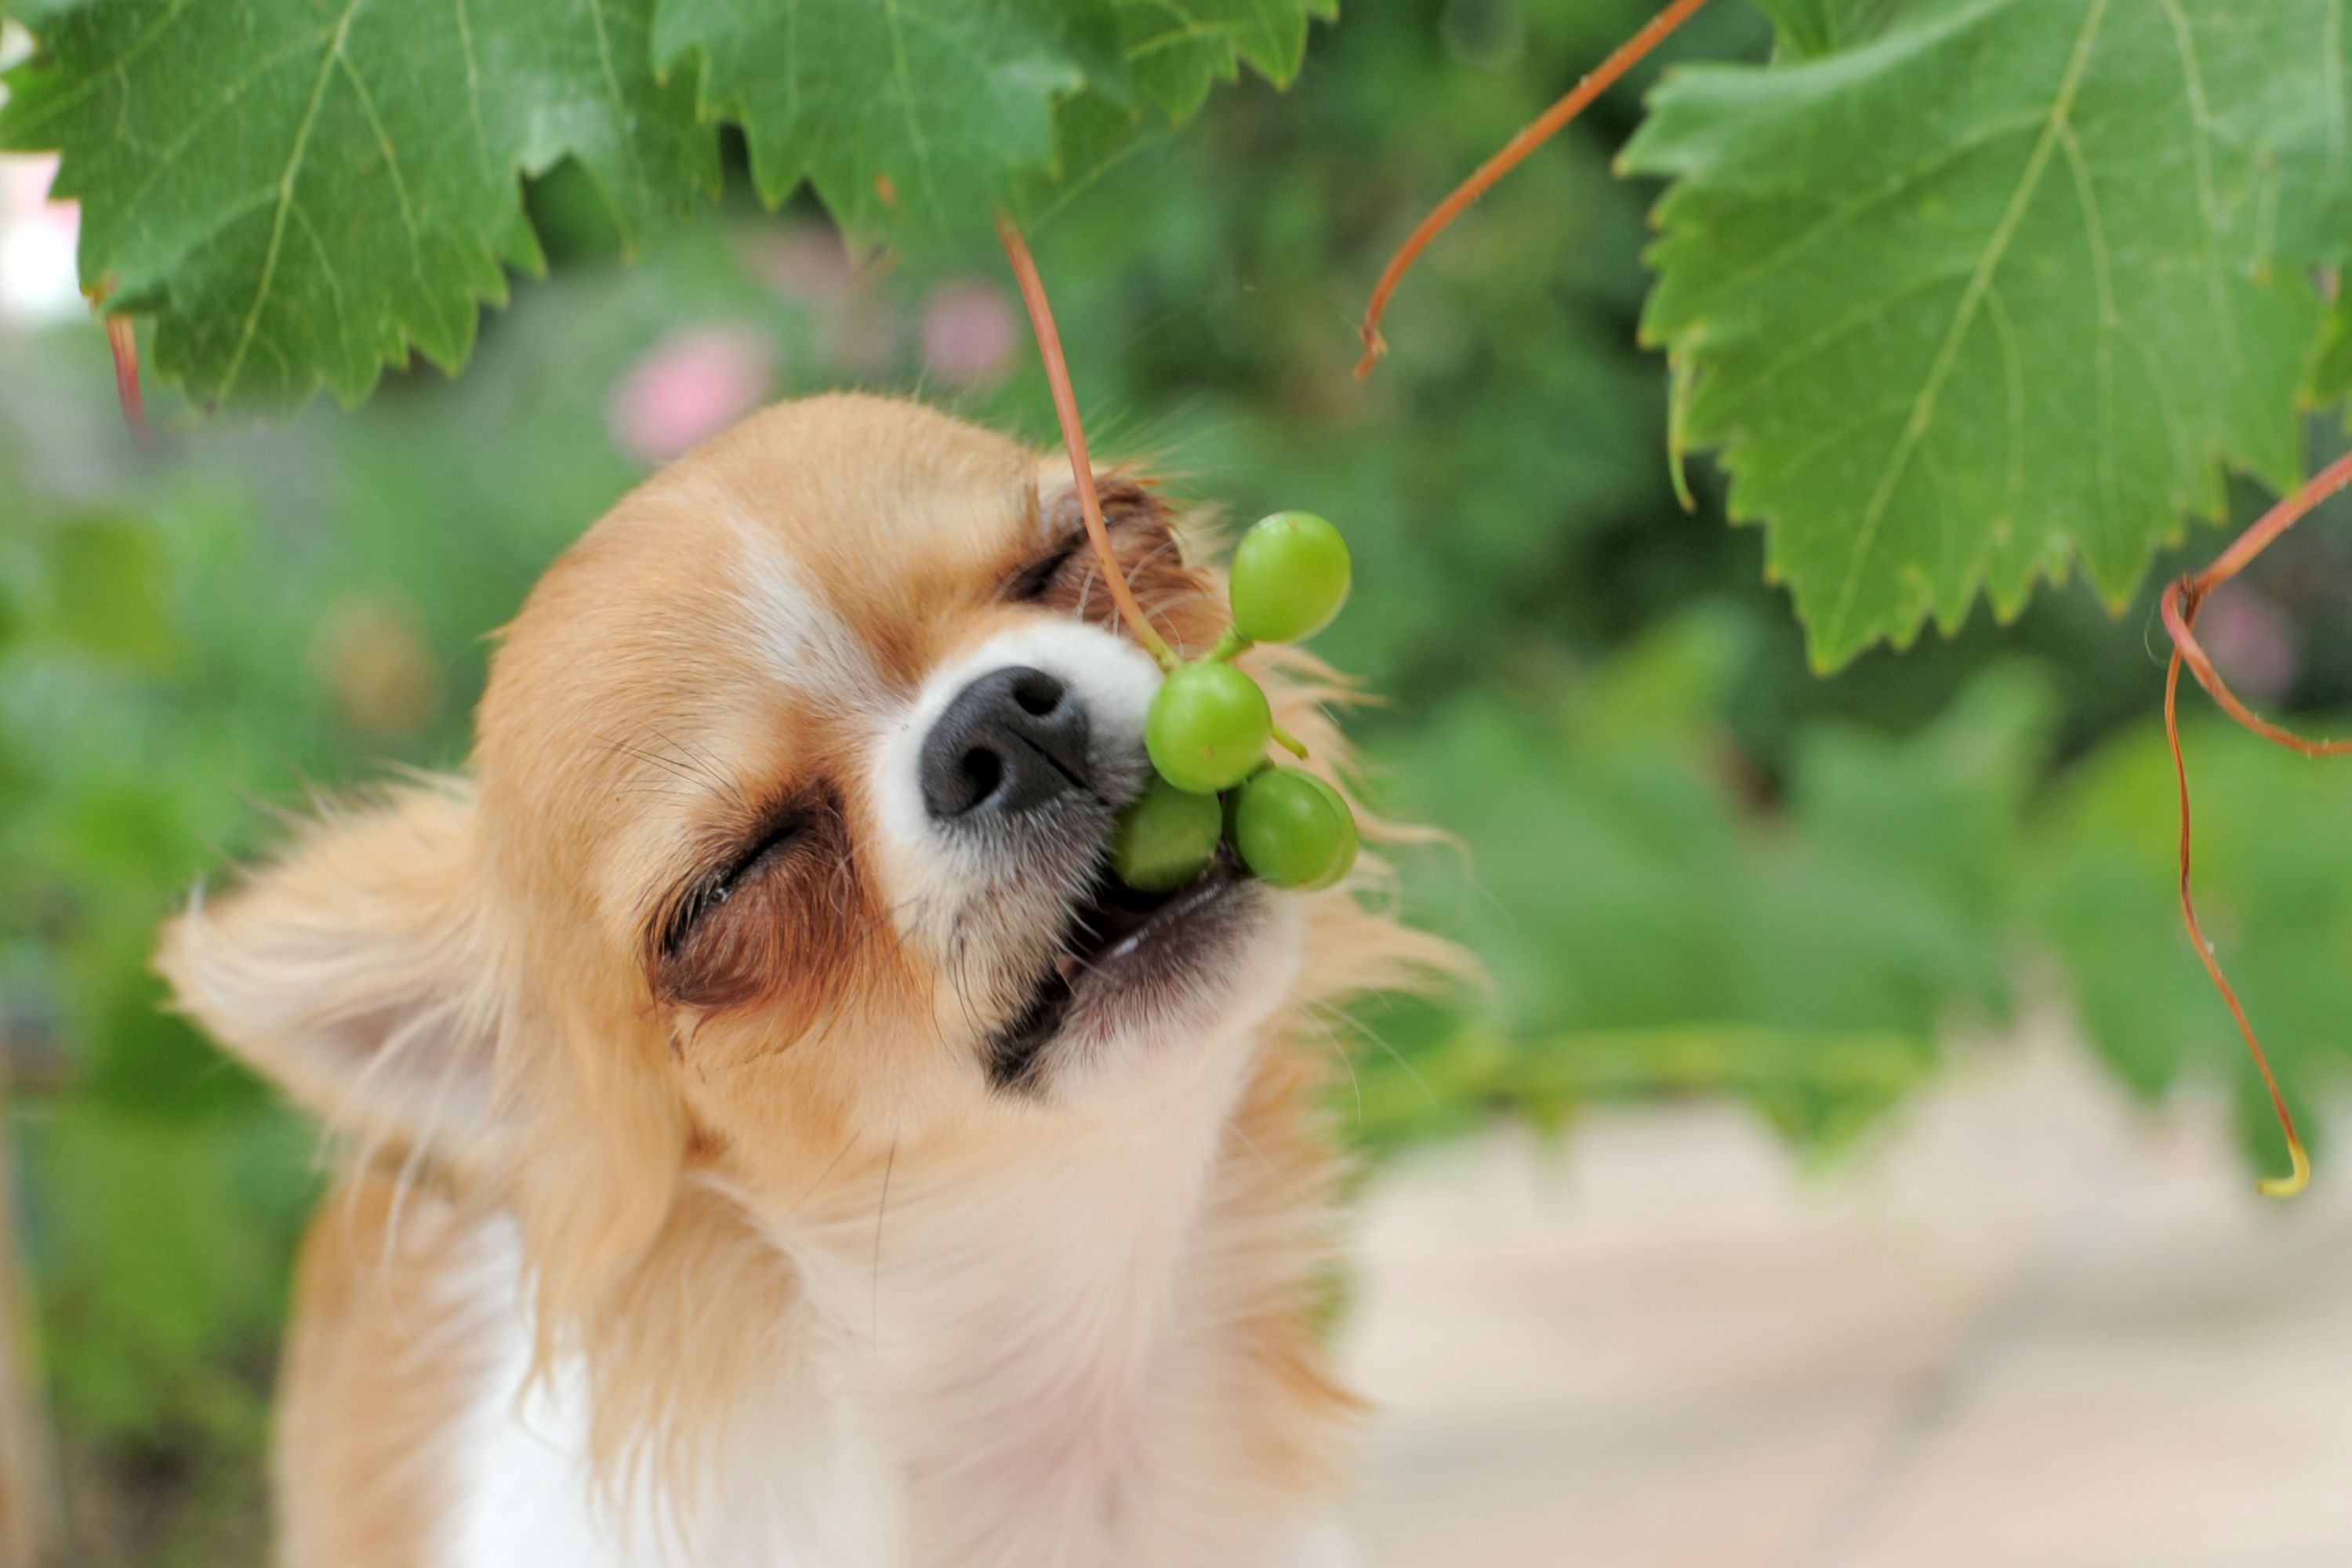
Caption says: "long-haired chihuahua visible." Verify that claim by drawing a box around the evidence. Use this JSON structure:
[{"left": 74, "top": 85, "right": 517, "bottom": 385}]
[{"left": 157, "top": 394, "right": 1454, "bottom": 1568}]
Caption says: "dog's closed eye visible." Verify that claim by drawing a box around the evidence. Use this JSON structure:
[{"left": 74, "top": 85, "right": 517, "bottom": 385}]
[
  {"left": 1008, "top": 481, "right": 1189, "bottom": 623},
  {"left": 662, "top": 805, "right": 813, "bottom": 960},
  {"left": 1004, "top": 537, "right": 1084, "bottom": 604},
  {"left": 650, "top": 789, "right": 874, "bottom": 1018}
]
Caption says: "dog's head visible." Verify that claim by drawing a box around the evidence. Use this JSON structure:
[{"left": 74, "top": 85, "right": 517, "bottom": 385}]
[{"left": 158, "top": 394, "right": 1359, "bottom": 1274}]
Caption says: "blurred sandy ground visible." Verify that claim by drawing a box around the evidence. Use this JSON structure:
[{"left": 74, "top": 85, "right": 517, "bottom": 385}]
[{"left": 1340, "top": 1024, "right": 2352, "bottom": 1568}]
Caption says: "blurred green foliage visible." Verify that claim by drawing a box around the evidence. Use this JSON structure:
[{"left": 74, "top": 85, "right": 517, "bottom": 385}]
[{"left": 5, "top": 0, "right": 2352, "bottom": 1560}]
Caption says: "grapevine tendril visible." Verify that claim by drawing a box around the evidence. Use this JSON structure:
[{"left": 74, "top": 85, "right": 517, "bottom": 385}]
[
  {"left": 996, "top": 216, "right": 1179, "bottom": 670},
  {"left": 1353, "top": 0, "right": 1715, "bottom": 380},
  {"left": 2161, "top": 447, "right": 2352, "bottom": 1199}
]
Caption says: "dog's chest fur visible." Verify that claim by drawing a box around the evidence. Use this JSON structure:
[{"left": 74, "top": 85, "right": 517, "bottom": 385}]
[
  {"left": 444, "top": 1221, "right": 900, "bottom": 1568},
  {"left": 298, "top": 1057, "right": 1359, "bottom": 1568}
]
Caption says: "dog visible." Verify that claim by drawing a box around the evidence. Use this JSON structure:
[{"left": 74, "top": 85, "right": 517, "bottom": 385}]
[{"left": 157, "top": 394, "right": 1454, "bottom": 1568}]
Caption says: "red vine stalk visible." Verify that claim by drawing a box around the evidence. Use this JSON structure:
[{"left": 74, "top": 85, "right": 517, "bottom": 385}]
[
  {"left": 2161, "top": 448, "right": 2352, "bottom": 1199},
  {"left": 103, "top": 313, "right": 152, "bottom": 450},
  {"left": 1354, "top": 0, "right": 1715, "bottom": 380},
  {"left": 996, "top": 216, "right": 1178, "bottom": 670}
]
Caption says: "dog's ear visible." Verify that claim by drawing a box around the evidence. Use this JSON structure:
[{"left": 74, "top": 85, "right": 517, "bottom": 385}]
[{"left": 156, "top": 779, "right": 504, "bottom": 1173}]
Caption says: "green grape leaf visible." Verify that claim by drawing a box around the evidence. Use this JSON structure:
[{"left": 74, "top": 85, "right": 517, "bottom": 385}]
[
  {"left": 1020, "top": 0, "right": 1330, "bottom": 249},
  {"left": 654, "top": 0, "right": 1327, "bottom": 239},
  {"left": 0, "top": 0, "right": 87, "bottom": 27},
  {"left": 1117, "top": 0, "right": 1335, "bottom": 121},
  {"left": 1626, "top": 0, "right": 2336, "bottom": 671},
  {"left": 2, "top": 0, "right": 1323, "bottom": 411},
  {"left": 2313, "top": 294, "right": 2352, "bottom": 409},
  {"left": 654, "top": 0, "right": 1129, "bottom": 239},
  {"left": 0, "top": 0, "right": 717, "bottom": 409},
  {"left": 1756, "top": 0, "right": 1910, "bottom": 60}
]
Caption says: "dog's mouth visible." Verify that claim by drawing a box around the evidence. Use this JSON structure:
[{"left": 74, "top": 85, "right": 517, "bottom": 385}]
[{"left": 986, "top": 844, "right": 1257, "bottom": 1090}]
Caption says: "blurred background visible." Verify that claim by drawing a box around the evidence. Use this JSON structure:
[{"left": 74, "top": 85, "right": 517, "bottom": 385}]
[{"left": 5, "top": 2, "right": 2352, "bottom": 1563}]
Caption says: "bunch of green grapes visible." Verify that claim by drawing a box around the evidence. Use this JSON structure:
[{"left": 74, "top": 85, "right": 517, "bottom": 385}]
[{"left": 1107, "top": 512, "right": 1359, "bottom": 892}]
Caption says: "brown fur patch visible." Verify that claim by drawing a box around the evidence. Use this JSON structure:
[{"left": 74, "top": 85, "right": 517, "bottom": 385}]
[{"left": 651, "top": 782, "right": 879, "bottom": 1022}]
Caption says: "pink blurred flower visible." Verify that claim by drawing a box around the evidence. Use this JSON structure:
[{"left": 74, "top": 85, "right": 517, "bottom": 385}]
[
  {"left": 2196, "top": 583, "right": 2299, "bottom": 706},
  {"left": 920, "top": 279, "right": 1018, "bottom": 390},
  {"left": 0, "top": 152, "right": 83, "bottom": 323},
  {"left": 607, "top": 326, "right": 775, "bottom": 465}
]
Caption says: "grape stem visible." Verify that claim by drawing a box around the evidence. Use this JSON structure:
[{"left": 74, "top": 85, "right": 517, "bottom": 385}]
[
  {"left": 1201, "top": 631, "right": 1308, "bottom": 754},
  {"left": 996, "top": 216, "right": 1179, "bottom": 670},
  {"left": 1354, "top": 0, "right": 1715, "bottom": 380},
  {"left": 2160, "top": 446, "right": 2352, "bottom": 1199}
]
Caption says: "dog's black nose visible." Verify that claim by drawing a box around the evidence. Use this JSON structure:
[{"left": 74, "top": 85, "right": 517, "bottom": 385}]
[{"left": 921, "top": 666, "right": 1093, "bottom": 822}]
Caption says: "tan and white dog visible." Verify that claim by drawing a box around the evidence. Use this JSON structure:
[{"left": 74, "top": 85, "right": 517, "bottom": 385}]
[{"left": 157, "top": 394, "right": 1450, "bottom": 1568}]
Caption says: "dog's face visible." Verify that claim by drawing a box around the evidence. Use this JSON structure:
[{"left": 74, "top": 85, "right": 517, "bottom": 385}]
[
  {"left": 474, "top": 394, "right": 1308, "bottom": 1175},
  {"left": 161, "top": 395, "right": 1316, "bottom": 1235}
]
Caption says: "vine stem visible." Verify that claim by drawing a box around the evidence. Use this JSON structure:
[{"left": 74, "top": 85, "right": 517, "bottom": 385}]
[
  {"left": 2161, "top": 447, "right": 2352, "bottom": 1199},
  {"left": 997, "top": 216, "right": 1178, "bottom": 670},
  {"left": 1353, "top": 0, "right": 1715, "bottom": 380},
  {"left": 95, "top": 304, "right": 153, "bottom": 451}
]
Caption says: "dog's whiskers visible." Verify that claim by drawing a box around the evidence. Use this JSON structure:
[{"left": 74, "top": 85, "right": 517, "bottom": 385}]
[{"left": 794, "top": 1123, "right": 865, "bottom": 1207}]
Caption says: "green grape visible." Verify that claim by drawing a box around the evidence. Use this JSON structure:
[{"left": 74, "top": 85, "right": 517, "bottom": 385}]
[
  {"left": 1108, "top": 776, "right": 1221, "bottom": 892},
  {"left": 1232, "top": 768, "right": 1358, "bottom": 890},
  {"left": 1147, "top": 661, "right": 1272, "bottom": 793},
  {"left": 1229, "top": 511, "right": 1351, "bottom": 644},
  {"left": 1220, "top": 766, "right": 1265, "bottom": 842}
]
